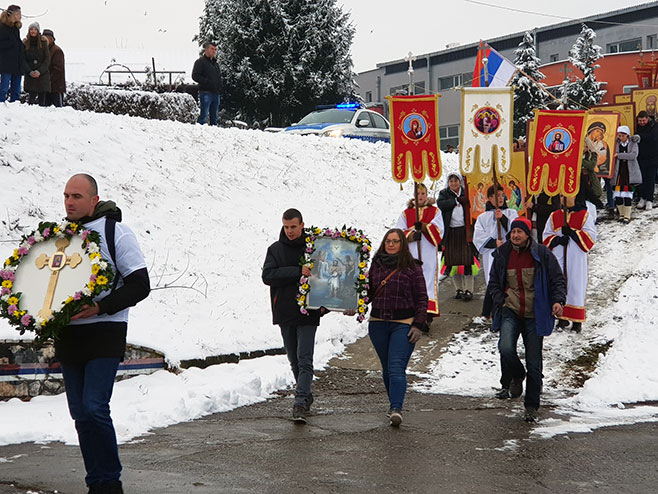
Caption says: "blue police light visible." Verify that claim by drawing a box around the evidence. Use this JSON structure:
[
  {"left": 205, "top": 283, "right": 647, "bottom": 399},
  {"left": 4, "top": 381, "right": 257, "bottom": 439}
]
[{"left": 336, "top": 103, "right": 361, "bottom": 109}]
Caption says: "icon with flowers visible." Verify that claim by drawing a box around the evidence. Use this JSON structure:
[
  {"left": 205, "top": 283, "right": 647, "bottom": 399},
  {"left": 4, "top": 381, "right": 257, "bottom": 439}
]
[
  {"left": 0, "top": 221, "right": 115, "bottom": 343},
  {"left": 296, "top": 226, "right": 371, "bottom": 322}
]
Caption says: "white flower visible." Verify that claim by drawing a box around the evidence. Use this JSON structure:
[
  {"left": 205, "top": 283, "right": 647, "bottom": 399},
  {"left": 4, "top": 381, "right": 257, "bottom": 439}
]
[
  {"left": 99, "top": 261, "right": 108, "bottom": 270},
  {"left": 82, "top": 287, "right": 92, "bottom": 296},
  {"left": 34, "top": 232, "right": 43, "bottom": 242},
  {"left": 34, "top": 315, "right": 45, "bottom": 327},
  {"left": 87, "top": 242, "right": 100, "bottom": 253},
  {"left": 0, "top": 294, "right": 9, "bottom": 302},
  {"left": 91, "top": 256, "right": 101, "bottom": 265}
]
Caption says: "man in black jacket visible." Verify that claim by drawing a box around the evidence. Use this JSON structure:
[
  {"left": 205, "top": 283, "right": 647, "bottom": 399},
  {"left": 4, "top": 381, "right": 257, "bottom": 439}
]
[
  {"left": 262, "top": 208, "right": 324, "bottom": 424},
  {"left": 0, "top": 4, "right": 24, "bottom": 103},
  {"left": 57, "top": 174, "right": 150, "bottom": 494},
  {"left": 636, "top": 111, "right": 658, "bottom": 210},
  {"left": 192, "top": 42, "right": 222, "bottom": 126}
]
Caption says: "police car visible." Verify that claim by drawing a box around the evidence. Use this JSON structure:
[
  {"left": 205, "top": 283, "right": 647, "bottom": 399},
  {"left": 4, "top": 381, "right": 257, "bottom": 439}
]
[{"left": 282, "top": 103, "right": 390, "bottom": 143}]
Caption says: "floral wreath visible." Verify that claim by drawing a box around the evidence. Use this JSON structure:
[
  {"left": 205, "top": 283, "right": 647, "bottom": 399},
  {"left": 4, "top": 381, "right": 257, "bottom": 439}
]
[
  {"left": 296, "top": 226, "right": 371, "bottom": 322},
  {"left": 0, "top": 221, "right": 115, "bottom": 343}
]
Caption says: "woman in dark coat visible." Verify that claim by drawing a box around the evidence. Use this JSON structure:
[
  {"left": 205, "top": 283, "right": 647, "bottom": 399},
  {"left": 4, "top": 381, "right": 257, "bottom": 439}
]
[
  {"left": 437, "top": 172, "right": 479, "bottom": 301},
  {"left": 367, "top": 228, "right": 427, "bottom": 427},
  {"left": 0, "top": 5, "right": 24, "bottom": 103},
  {"left": 22, "top": 21, "right": 50, "bottom": 106}
]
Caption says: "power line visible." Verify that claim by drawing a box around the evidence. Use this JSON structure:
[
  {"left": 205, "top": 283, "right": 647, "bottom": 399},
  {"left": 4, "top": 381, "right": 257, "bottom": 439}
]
[{"left": 463, "top": 0, "right": 658, "bottom": 29}]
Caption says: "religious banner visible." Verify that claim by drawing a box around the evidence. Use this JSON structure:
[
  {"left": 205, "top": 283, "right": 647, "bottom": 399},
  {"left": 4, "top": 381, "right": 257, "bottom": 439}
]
[
  {"left": 468, "top": 150, "right": 528, "bottom": 221},
  {"left": 631, "top": 87, "right": 658, "bottom": 120},
  {"left": 582, "top": 112, "right": 620, "bottom": 179},
  {"left": 386, "top": 94, "right": 442, "bottom": 183},
  {"left": 527, "top": 109, "right": 587, "bottom": 197},
  {"left": 0, "top": 221, "right": 115, "bottom": 342},
  {"left": 459, "top": 87, "right": 514, "bottom": 178},
  {"left": 614, "top": 94, "right": 632, "bottom": 104},
  {"left": 591, "top": 103, "right": 635, "bottom": 134}
]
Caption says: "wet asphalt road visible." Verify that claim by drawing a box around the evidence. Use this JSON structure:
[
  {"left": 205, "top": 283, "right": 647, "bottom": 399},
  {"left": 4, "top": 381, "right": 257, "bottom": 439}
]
[{"left": 2, "top": 274, "right": 658, "bottom": 493}]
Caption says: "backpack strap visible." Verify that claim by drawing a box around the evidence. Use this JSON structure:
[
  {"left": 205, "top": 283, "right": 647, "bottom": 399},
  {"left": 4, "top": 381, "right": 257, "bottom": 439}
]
[{"left": 104, "top": 217, "right": 121, "bottom": 292}]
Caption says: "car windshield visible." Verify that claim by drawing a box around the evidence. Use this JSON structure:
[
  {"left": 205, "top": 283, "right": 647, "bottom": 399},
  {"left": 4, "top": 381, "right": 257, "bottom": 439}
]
[{"left": 296, "top": 109, "right": 355, "bottom": 125}]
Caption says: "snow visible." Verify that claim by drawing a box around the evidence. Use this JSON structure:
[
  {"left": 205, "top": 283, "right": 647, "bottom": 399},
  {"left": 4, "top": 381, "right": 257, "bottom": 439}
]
[
  {"left": 0, "top": 103, "right": 455, "bottom": 445},
  {"left": 1, "top": 102, "right": 658, "bottom": 446}
]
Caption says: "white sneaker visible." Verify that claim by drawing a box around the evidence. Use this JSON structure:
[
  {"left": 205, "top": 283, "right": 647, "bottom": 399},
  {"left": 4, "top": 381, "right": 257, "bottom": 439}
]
[
  {"left": 637, "top": 198, "right": 646, "bottom": 209},
  {"left": 646, "top": 201, "right": 653, "bottom": 210}
]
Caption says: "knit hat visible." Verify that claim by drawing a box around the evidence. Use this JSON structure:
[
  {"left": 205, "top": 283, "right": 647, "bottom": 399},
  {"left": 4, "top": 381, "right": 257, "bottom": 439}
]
[
  {"left": 42, "top": 28, "right": 54, "bottom": 39},
  {"left": 617, "top": 125, "right": 631, "bottom": 135},
  {"left": 510, "top": 217, "right": 532, "bottom": 237},
  {"left": 6, "top": 5, "right": 21, "bottom": 13},
  {"left": 587, "top": 121, "right": 606, "bottom": 134},
  {"left": 28, "top": 21, "right": 39, "bottom": 32}
]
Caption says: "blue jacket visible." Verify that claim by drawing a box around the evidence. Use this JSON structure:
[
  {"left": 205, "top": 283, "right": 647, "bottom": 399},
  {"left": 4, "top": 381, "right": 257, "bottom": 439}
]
[{"left": 487, "top": 238, "right": 566, "bottom": 336}]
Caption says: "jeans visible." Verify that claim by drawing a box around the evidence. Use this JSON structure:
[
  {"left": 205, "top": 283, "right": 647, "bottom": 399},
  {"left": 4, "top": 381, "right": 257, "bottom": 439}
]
[
  {"left": 368, "top": 321, "right": 415, "bottom": 410},
  {"left": 602, "top": 178, "right": 615, "bottom": 209},
  {"left": 498, "top": 308, "right": 544, "bottom": 409},
  {"left": 61, "top": 358, "right": 122, "bottom": 486},
  {"left": 0, "top": 73, "right": 22, "bottom": 102},
  {"left": 198, "top": 91, "right": 220, "bottom": 125},
  {"left": 280, "top": 325, "right": 317, "bottom": 407},
  {"left": 639, "top": 161, "right": 658, "bottom": 202}
]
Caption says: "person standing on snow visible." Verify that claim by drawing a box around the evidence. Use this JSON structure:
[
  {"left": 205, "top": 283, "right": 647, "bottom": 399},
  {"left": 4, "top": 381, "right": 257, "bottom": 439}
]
[
  {"left": 488, "top": 217, "right": 566, "bottom": 423},
  {"left": 542, "top": 194, "right": 596, "bottom": 333},
  {"left": 262, "top": 209, "right": 326, "bottom": 424},
  {"left": 635, "top": 111, "right": 658, "bottom": 210},
  {"left": 22, "top": 21, "right": 50, "bottom": 106},
  {"left": 395, "top": 183, "right": 444, "bottom": 332},
  {"left": 0, "top": 4, "right": 24, "bottom": 103},
  {"left": 192, "top": 41, "right": 222, "bottom": 126},
  {"left": 57, "top": 174, "right": 150, "bottom": 494},
  {"left": 43, "top": 28, "right": 65, "bottom": 107}
]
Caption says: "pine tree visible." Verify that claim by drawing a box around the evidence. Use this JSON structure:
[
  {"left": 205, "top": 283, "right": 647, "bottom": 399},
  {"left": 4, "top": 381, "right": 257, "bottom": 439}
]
[
  {"left": 197, "top": 0, "right": 356, "bottom": 126},
  {"left": 510, "top": 32, "right": 547, "bottom": 138},
  {"left": 565, "top": 24, "right": 606, "bottom": 109}
]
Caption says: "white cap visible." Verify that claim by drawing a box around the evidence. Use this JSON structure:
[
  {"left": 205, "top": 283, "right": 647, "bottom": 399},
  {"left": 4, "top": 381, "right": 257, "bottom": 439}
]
[{"left": 617, "top": 125, "right": 631, "bottom": 135}]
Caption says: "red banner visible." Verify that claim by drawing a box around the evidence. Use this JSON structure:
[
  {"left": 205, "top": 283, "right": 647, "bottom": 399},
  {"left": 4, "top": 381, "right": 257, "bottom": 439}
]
[
  {"left": 386, "top": 94, "right": 442, "bottom": 183},
  {"left": 527, "top": 110, "right": 587, "bottom": 197}
]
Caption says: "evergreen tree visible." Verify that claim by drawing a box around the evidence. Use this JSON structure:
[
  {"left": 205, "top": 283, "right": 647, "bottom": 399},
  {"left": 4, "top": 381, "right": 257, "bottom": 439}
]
[
  {"left": 565, "top": 24, "right": 606, "bottom": 109},
  {"left": 197, "top": 0, "right": 356, "bottom": 126},
  {"left": 510, "top": 32, "right": 547, "bottom": 138}
]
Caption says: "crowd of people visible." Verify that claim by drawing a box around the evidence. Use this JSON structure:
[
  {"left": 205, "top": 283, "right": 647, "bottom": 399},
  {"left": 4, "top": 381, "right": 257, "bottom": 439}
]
[{"left": 0, "top": 5, "right": 66, "bottom": 106}]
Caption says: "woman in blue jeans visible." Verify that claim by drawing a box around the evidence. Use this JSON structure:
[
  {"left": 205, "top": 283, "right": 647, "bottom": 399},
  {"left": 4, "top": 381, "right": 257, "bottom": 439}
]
[{"left": 367, "top": 228, "right": 428, "bottom": 426}]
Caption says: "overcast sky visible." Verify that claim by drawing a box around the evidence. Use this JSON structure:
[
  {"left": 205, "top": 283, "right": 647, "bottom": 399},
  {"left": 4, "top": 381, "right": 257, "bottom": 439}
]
[{"left": 17, "top": 0, "right": 654, "bottom": 80}]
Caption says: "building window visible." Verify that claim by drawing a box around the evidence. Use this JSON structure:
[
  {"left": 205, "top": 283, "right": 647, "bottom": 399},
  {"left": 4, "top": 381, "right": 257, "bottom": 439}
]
[
  {"left": 439, "top": 125, "right": 460, "bottom": 149},
  {"left": 389, "top": 84, "right": 408, "bottom": 96},
  {"left": 414, "top": 81, "right": 426, "bottom": 95},
  {"left": 365, "top": 91, "right": 372, "bottom": 103},
  {"left": 438, "top": 74, "right": 463, "bottom": 91},
  {"left": 648, "top": 35, "right": 657, "bottom": 50},
  {"left": 607, "top": 38, "right": 642, "bottom": 54},
  {"left": 550, "top": 53, "right": 559, "bottom": 62}
]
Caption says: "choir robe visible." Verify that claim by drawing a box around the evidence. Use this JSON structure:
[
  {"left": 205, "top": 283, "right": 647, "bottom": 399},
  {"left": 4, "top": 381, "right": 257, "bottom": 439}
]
[
  {"left": 396, "top": 203, "right": 445, "bottom": 314},
  {"left": 473, "top": 206, "right": 518, "bottom": 285},
  {"left": 542, "top": 207, "right": 596, "bottom": 322}
]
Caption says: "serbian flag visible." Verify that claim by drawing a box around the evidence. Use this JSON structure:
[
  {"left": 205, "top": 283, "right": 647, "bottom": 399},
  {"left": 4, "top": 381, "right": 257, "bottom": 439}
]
[
  {"left": 385, "top": 94, "right": 442, "bottom": 183},
  {"left": 472, "top": 42, "right": 517, "bottom": 88},
  {"left": 527, "top": 110, "right": 587, "bottom": 197}
]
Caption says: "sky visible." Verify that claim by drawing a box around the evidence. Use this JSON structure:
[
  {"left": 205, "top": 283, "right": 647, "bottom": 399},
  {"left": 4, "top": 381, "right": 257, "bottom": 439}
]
[{"left": 15, "top": 0, "right": 652, "bottom": 81}]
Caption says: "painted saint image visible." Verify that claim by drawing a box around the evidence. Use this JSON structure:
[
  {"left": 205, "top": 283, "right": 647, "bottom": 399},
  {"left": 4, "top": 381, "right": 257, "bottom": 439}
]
[
  {"left": 471, "top": 182, "right": 487, "bottom": 217},
  {"left": 546, "top": 130, "right": 570, "bottom": 153},
  {"left": 474, "top": 107, "right": 501, "bottom": 134},
  {"left": 307, "top": 238, "right": 359, "bottom": 311},
  {"left": 406, "top": 118, "right": 424, "bottom": 140},
  {"left": 646, "top": 94, "right": 657, "bottom": 118},
  {"left": 51, "top": 254, "right": 63, "bottom": 268},
  {"left": 507, "top": 180, "right": 524, "bottom": 213},
  {"left": 584, "top": 121, "right": 611, "bottom": 175}
]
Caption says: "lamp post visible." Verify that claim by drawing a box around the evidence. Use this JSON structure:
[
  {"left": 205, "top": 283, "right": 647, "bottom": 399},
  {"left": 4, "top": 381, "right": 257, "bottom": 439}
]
[{"left": 405, "top": 51, "right": 416, "bottom": 96}]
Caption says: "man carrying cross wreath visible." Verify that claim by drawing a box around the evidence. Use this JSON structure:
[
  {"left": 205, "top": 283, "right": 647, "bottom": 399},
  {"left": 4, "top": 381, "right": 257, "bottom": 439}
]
[{"left": 55, "top": 174, "right": 150, "bottom": 494}]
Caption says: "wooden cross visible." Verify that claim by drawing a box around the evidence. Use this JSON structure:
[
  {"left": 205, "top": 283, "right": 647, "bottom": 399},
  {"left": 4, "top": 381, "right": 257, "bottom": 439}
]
[{"left": 35, "top": 238, "right": 83, "bottom": 320}]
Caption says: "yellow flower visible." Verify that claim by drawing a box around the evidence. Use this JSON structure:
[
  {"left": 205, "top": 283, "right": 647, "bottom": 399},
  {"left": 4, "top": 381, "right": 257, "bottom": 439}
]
[
  {"left": 309, "top": 263, "right": 314, "bottom": 269},
  {"left": 349, "top": 236, "right": 355, "bottom": 241},
  {"left": 4, "top": 259, "right": 10, "bottom": 266},
  {"left": 64, "top": 296, "right": 74, "bottom": 305},
  {"left": 1, "top": 280, "right": 12, "bottom": 289},
  {"left": 91, "top": 264, "right": 100, "bottom": 274},
  {"left": 302, "top": 283, "right": 309, "bottom": 290},
  {"left": 367, "top": 245, "right": 371, "bottom": 251},
  {"left": 13, "top": 311, "right": 20, "bottom": 319},
  {"left": 70, "top": 223, "right": 79, "bottom": 231},
  {"left": 358, "top": 306, "right": 365, "bottom": 313},
  {"left": 7, "top": 296, "right": 18, "bottom": 305},
  {"left": 96, "top": 275, "right": 108, "bottom": 286},
  {"left": 88, "top": 281, "right": 96, "bottom": 291},
  {"left": 299, "top": 295, "right": 306, "bottom": 302},
  {"left": 90, "top": 252, "right": 101, "bottom": 260},
  {"left": 358, "top": 298, "right": 364, "bottom": 306},
  {"left": 358, "top": 274, "right": 365, "bottom": 280},
  {"left": 341, "top": 231, "right": 346, "bottom": 237},
  {"left": 53, "top": 226, "right": 61, "bottom": 234},
  {"left": 357, "top": 238, "right": 362, "bottom": 243},
  {"left": 358, "top": 262, "right": 365, "bottom": 268},
  {"left": 314, "top": 228, "right": 321, "bottom": 234},
  {"left": 305, "top": 237, "right": 311, "bottom": 242}
]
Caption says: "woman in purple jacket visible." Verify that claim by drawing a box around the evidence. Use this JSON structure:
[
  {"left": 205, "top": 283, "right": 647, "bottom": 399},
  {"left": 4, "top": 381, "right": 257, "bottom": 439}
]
[{"left": 367, "top": 228, "right": 427, "bottom": 427}]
